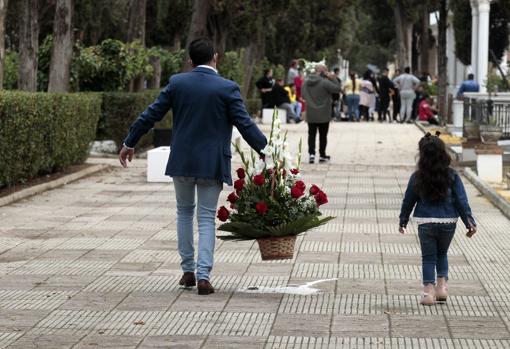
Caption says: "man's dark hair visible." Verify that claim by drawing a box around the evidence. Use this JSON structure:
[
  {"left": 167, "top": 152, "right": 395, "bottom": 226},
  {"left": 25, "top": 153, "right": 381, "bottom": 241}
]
[
  {"left": 333, "top": 67, "right": 340, "bottom": 73},
  {"left": 468, "top": 73, "right": 475, "bottom": 80},
  {"left": 383, "top": 68, "right": 389, "bottom": 73},
  {"left": 404, "top": 66, "right": 411, "bottom": 74},
  {"left": 188, "top": 37, "right": 215, "bottom": 66}
]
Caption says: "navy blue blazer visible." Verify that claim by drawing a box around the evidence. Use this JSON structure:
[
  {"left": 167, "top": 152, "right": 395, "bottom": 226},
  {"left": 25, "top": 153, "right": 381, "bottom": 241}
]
[{"left": 123, "top": 66, "right": 267, "bottom": 185}]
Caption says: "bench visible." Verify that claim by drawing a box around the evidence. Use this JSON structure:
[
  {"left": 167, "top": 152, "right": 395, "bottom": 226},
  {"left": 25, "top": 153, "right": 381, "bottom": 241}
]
[{"left": 262, "top": 108, "right": 287, "bottom": 124}]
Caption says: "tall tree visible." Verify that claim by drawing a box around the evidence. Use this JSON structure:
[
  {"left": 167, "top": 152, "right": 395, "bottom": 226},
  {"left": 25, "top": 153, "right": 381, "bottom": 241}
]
[
  {"left": 48, "top": 0, "right": 73, "bottom": 92},
  {"left": 127, "top": 0, "right": 147, "bottom": 92},
  {"left": 0, "top": 0, "right": 8, "bottom": 89},
  {"left": 419, "top": 6, "right": 430, "bottom": 73},
  {"left": 437, "top": 0, "right": 448, "bottom": 123},
  {"left": 393, "top": 0, "right": 412, "bottom": 69},
  {"left": 18, "top": 0, "right": 39, "bottom": 91},
  {"left": 182, "top": 0, "right": 211, "bottom": 70}
]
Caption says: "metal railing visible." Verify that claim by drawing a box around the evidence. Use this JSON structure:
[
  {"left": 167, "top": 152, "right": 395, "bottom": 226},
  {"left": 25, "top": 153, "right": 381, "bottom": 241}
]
[{"left": 463, "top": 98, "right": 510, "bottom": 139}]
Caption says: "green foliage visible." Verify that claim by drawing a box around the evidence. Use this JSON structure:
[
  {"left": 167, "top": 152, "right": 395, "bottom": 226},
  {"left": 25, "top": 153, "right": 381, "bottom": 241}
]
[
  {"left": 218, "top": 50, "right": 243, "bottom": 86},
  {"left": 150, "top": 48, "right": 185, "bottom": 85},
  {"left": 3, "top": 50, "right": 19, "bottom": 90},
  {"left": 451, "top": 0, "right": 471, "bottom": 65},
  {"left": 0, "top": 91, "right": 102, "bottom": 188},
  {"left": 37, "top": 35, "right": 54, "bottom": 91},
  {"left": 99, "top": 90, "right": 172, "bottom": 149},
  {"left": 486, "top": 73, "right": 509, "bottom": 93},
  {"left": 245, "top": 98, "right": 261, "bottom": 116},
  {"left": 489, "top": 0, "right": 510, "bottom": 65},
  {"left": 75, "top": 39, "right": 154, "bottom": 91},
  {"left": 218, "top": 215, "right": 335, "bottom": 241}
]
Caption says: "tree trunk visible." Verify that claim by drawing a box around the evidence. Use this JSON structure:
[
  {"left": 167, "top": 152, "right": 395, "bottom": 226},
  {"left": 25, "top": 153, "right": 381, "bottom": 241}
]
[
  {"left": 18, "top": 0, "right": 39, "bottom": 91},
  {"left": 147, "top": 55, "right": 161, "bottom": 89},
  {"left": 420, "top": 6, "right": 430, "bottom": 74},
  {"left": 127, "top": 0, "right": 147, "bottom": 92},
  {"left": 172, "top": 32, "right": 181, "bottom": 51},
  {"left": 182, "top": 0, "right": 212, "bottom": 71},
  {"left": 48, "top": 0, "right": 74, "bottom": 93},
  {"left": 127, "top": 0, "right": 146, "bottom": 45},
  {"left": 437, "top": 0, "right": 448, "bottom": 124},
  {"left": 241, "top": 11, "right": 265, "bottom": 98},
  {"left": 394, "top": 0, "right": 409, "bottom": 69},
  {"left": 0, "top": 0, "right": 8, "bottom": 89}
]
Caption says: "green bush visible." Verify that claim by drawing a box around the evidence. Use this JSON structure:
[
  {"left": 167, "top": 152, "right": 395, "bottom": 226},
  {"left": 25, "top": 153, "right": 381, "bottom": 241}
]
[
  {"left": 75, "top": 39, "right": 153, "bottom": 91},
  {"left": 218, "top": 50, "right": 243, "bottom": 86},
  {"left": 0, "top": 91, "right": 102, "bottom": 187},
  {"left": 151, "top": 48, "right": 185, "bottom": 85},
  {"left": 245, "top": 98, "right": 261, "bottom": 117},
  {"left": 99, "top": 89, "right": 172, "bottom": 149},
  {"left": 3, "top": 50, "right": 19, "bottom": 90}
]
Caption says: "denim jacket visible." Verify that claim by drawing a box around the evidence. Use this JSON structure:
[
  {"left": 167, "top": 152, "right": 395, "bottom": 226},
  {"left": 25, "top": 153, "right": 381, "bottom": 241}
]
[{"left": 399, "top": 170, "right": 475, "bottom": 229}]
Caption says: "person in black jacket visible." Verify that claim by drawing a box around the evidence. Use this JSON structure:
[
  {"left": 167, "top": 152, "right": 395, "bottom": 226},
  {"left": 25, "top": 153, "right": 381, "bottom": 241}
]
[
  {"left": 378, "top": 68, "right": 394, "bottom": 122},
  {"left": 267, "top": 79, "right": 300, "bottom": 123},
  {"left": 255, "top": 69, "right": 274, "bottom": 108}
]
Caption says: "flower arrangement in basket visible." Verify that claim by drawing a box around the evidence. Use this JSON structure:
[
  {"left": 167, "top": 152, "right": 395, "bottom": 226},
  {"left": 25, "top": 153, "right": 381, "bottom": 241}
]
[{"left": 216, "top": 109, "right": 334, "bottom": 260}]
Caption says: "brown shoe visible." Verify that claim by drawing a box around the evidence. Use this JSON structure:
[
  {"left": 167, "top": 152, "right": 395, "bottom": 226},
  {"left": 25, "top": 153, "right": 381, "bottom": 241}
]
[
  {"left": 197, "top": 279, "right": 215, "bottom": 295},
  {"left": 179, "top": 272, "right": 196, "bottom": 287}
]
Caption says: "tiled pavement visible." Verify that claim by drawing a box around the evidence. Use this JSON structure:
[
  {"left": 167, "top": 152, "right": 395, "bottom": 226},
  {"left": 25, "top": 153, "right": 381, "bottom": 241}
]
[{"left": 1, "top": 122, "right": 510, "bottom": 348}]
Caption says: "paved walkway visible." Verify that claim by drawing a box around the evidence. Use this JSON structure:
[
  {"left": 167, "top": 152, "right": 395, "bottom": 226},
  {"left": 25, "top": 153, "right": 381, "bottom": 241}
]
[{"left": 1, "top": 123, "right": 510, "bottom": 348}]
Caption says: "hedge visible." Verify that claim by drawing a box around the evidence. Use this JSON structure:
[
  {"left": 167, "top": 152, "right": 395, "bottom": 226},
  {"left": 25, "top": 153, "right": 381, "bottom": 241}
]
[
  {"left": 98, "top": 90, "right": 172, "bottom": 150},
  {"left": 0, "top": 91, "right": 102, "bottom": 188}
]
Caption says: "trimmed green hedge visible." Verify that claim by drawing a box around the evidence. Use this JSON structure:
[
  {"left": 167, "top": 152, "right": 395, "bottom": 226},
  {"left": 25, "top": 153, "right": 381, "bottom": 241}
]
[
  {"left": 0, "top": 91, "right": 102, "bottom": 187},
  {"left": 98, "top": 90, "right": 172, "bottom": 150}
]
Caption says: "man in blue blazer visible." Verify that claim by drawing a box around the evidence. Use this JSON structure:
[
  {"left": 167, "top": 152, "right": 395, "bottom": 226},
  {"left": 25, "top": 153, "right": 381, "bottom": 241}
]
[{"left": 119, "top": 37, "right": 267, "bottom": 295}]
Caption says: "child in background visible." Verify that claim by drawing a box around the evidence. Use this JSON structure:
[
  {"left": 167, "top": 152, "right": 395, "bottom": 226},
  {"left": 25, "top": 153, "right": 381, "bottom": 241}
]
[{"left": 399, "top": 132, "right": 477, "bottom": 306}]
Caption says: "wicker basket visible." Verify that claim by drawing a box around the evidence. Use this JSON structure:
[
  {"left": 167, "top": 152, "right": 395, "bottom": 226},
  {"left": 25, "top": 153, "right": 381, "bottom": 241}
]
[{"left": 256, "top": 235, "right": 297, "bottom": 261}]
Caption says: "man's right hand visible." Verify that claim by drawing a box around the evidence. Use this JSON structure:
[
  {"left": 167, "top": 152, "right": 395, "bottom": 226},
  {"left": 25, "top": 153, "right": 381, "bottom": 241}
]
[{"left": 119, "top": 146, "right": 134, "bottom": 168}]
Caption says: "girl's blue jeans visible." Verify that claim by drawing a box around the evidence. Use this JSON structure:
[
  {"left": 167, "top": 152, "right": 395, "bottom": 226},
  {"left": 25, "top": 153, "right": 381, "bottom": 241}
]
[
  {"left": 173, "top": 177, "right": 223, "bottom": 282},
  {"left": 418, "top": 223, "right": 456, "bottom": 285}
]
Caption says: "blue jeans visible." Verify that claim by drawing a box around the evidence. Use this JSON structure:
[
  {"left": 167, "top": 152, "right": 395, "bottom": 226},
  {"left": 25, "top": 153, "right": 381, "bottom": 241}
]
[
  {"left": 346, "top": 94, "right": 360, "bottom": 120},
  {"left": 418, "top": 223, "right": 456, "bottom": 285},
  {"left": 173, "top": 177, "right": 223, "bottom": 281},
  {"left": 292, "top": 101, "right": 302, "bottom": 119}
]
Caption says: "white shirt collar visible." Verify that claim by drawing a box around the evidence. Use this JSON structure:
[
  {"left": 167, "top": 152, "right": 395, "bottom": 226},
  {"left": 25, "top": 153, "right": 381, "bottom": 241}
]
[{"left": 197, "top": 65, "right": 218, "bottom": 74}]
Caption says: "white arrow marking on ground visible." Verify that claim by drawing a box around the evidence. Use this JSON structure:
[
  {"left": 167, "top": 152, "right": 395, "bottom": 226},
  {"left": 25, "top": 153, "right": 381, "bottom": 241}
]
[{"left": 239, "top": 278, "right": 338, "bottom": 295}]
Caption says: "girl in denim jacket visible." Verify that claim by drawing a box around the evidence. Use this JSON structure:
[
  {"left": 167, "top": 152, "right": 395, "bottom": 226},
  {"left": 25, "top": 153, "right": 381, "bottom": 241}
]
[{"left": 399, "top": 132, "right": 476, "bottom": 306}]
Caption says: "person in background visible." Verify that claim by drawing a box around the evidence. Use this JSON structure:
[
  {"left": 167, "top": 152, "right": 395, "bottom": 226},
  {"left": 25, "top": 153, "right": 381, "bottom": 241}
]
[
  {"left": 343, "top": 72, "right": 361, "bottom": 122},
  {"left": 418, "top": 95, "right": 439, "bottom": 125},
  {"left": 368, "top": 71, "right": 379, "bottom": 121},
  {"left": 268, "top": 79, "right": 301, "bottom": 123},
  {"left": 287, "top": 60, "right": 299, "bottom": 85},
  {"left": 378, "top": 68, "right": 394, "bottom": 122},
  {"left": 411, "top": 84, "right": 427, "bottom": 121},
  {"left": 392, "top": 69, "right": 401, "bottom": 122},
  {"left": 399, "top": 132, "right": 476, "bottom": 306},
  {"left": 294, "top": 67, "right": 306, "bottom": 116},
  {"left": 302, "top": 64, "right": 342, "bottom": 164},
  {"left": 393, "top": 66, "right": 421, "bottom": 123},
  {"left": 256, "top": 69, "right": 274, "bottom": 109},
  {"left": 331, "top": 67, "right": 342, "bottom": 121},
  {"left": 359, "top": 70, "right": 375, "bottom": 122},
  {"left": 284, "top": 82, "right": 302, "bottom": 121},
  {"left": 456, "top": 74, "right": 480, "bottom": 98}
]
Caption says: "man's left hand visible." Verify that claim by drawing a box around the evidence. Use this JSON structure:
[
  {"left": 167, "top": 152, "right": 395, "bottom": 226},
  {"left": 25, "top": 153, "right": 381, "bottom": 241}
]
[{"left": 119, "top": 146, "right": 134, "bottom": 168}]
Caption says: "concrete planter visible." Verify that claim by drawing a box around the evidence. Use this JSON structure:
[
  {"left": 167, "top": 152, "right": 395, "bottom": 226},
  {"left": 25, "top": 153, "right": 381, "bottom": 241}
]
[
  {"left": 479, "top": 124, "right": 503, "bottom": 144},
  {"left": 463, "top": 120, "right": 480, "bottom": 140}
]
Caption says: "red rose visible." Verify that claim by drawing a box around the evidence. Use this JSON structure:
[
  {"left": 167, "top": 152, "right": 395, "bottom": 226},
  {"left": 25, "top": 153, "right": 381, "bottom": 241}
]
[
  {"left": 217, "top": 206, "right": 230, "bottom": 221},
  {"left": 236, "top": 168, "right": 246, "bottom": 179},
  {"left": 314, "top": 191, "right": 328, "bottom": 206},
  {"left": 227, "top": 192, "right": 239, "bottom": 203},
  {"left": 253, "top": 174, "right": 265, "bottom": 186},
  {"left": 295, "top": 180, "right": 306, "bottom": 191},
  {"left": 255, "top": 201, "right": 268, "bottom": 215},
  {"left": 309, "top": 184, "right": 320, "bottom": 195},
  {"left": 234, "top": 179, "right": 245, "bottom": 192},
  {"left": 290, "top": 168, "right": 299, "bottom": 175},
  {"left": 267, "top": 169, "right": 273, "bottom": 175},
  {"left": 291, "top": 187, "right": 304, "bottom": 198}
]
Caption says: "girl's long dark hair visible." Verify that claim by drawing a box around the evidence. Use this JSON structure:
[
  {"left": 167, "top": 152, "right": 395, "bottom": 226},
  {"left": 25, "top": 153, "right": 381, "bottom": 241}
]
[{"left": 414, "top": 132, "right": 452, "bottom": 201}]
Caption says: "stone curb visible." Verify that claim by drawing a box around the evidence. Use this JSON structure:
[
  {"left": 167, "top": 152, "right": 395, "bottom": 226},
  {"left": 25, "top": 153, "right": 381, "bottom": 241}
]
[
  {"left": 463, "top": 167, "right": 510, "bottom": 220},
  {"left": 0, "top": 164, "right": 110, "bottom": 207}
]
